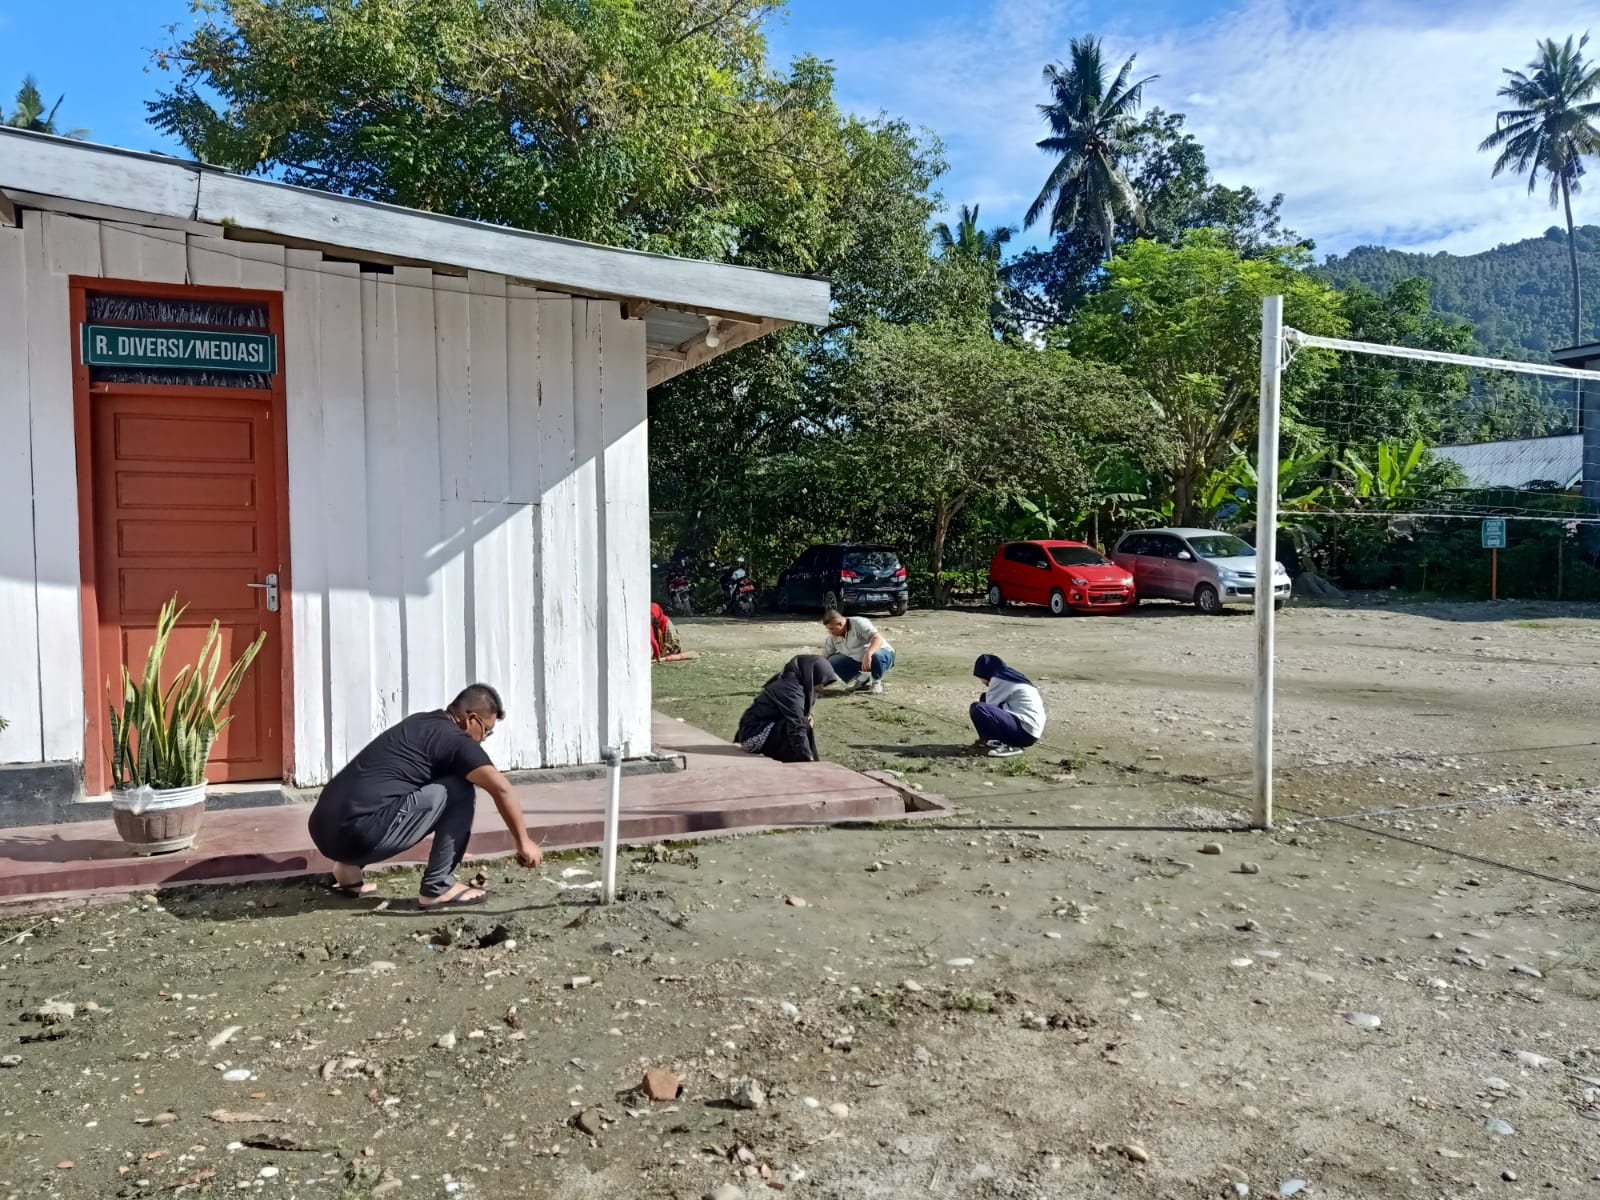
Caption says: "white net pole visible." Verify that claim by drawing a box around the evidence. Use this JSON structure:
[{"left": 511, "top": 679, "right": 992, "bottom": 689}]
[{"left": 1253, "top": 296, "right": 1285, "bottom": 830}]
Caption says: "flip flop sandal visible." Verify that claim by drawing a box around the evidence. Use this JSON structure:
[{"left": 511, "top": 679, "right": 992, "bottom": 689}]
[
  {"left": 417, "top": 889, "right": 490, "bottom": 911},
  {"left": 325, "top": 877, "right": 377, "bottom": 898}
]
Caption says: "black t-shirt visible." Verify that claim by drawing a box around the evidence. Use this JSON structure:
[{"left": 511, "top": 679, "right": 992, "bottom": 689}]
[{"left": 319, "top": 711, "right": 493, "bottom": 824}]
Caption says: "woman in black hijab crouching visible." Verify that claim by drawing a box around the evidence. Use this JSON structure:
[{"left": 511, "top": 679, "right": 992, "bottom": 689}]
[{"left": 735, "top": 655, "right": 839, "bottom": 763}]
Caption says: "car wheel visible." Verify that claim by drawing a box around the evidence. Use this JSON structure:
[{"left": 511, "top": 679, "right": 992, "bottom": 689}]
[
  {"left": 1274, "top": 597, "right": 1286, "bottom": 612},
  {"left": 1194, "top": 583, "right": 1222, "bottom": 615},
  {"left": 776, "top": 583, "right": 791, "bottom": 613},
  {"left": 823, "top": 589, "right": 842, "bottom": 614},
  {"left": 987, "top": 583, "right": 1003, "bottom": 608},
  {"left": 890, "top": 600, "right": 908, "bottom": 617},
  {"left": 1049, "top": 589, "right": 1069, "bottom": 617}
]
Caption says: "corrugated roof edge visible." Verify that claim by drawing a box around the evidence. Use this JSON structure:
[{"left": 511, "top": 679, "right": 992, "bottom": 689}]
[{"left": 0, "top": 128, "right": 831, "bottom": 326}]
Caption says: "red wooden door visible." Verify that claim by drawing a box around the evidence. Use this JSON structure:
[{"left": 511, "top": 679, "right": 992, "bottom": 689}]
[{"left": 91, "top": 392, "right": 285, "bottom": 783}]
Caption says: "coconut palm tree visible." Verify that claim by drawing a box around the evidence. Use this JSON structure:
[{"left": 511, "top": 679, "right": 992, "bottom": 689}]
[
  {"left": 1025, "top": 36, "right": 1155, "bottom": 261},
  {"left": 1480, "top": 35, "right": 1600, "bottom": 343},
  {"left": 6, "top": 76, "right": 89, "bottom": 139},
  {"left": 934, "top": 203, "right": 1014, "bottom": 264}
]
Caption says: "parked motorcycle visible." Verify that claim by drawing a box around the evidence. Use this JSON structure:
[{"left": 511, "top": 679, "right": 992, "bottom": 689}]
[
  {"left": 713, "top": 557, "right": 757, "bottom": 617},
  {"left": 660, "top": 559, "right": 694, "bottom": 617}
]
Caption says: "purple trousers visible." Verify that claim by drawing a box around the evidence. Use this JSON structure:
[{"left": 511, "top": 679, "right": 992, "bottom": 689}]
[{"left": 969, "top": 701, "right": 1037, "bottom": 748}]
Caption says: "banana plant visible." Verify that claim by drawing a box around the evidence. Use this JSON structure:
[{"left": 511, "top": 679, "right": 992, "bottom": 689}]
[
  {"left": 107, "top": 596, "right": 266, "bottom": 790},
  {"left": 1199, "top": 448, "right": 1328, "bottom": 527},
  {"left": 1338, "top": 438, "right": 1429, "bottom": 510},
  {"left": 1012, "top": 496, "right": 1062, "bottom": 540}
]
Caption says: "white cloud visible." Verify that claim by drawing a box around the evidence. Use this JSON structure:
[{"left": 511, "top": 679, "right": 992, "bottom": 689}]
[{"left": 799, "top": 0, "right": 1600, "bottom": 257}]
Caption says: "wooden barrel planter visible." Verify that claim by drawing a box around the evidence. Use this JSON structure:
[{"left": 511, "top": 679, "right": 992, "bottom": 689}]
[{"left": 110, "top": 783, "right": 207, "bottom": 856}]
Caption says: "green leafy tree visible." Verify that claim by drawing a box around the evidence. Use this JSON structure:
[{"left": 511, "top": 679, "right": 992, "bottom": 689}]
[
  {"left": 1025, "top": 36, "right": 1153, "bottom": 260},
  {"left": 1298, "top": 278, "right": 1473, "bottom": 453},
  {"left": 840, "top": 322, "right": 1167, "bottom": 603},
  {"left": 6, "top": 75, "right": 88, "bottom": 138},
  {"left": 150, "top": 0, "right": 850, "bottom": 262},
  {"left": 646, "top": 110, "right": 946, "bottom": 550},
  {"left": 1068, "top": 233, "right": 1344, "bottom": 524},
  {"left": 932, "top": 202, "right": 1019, "bottom": 338},
  {"left": 1480, "top": 34, "right": 1600, "bottom": 343},
  {"left": 1010, "top": 108, "right": 1301, "bottom": 328},
  {"left": 935, "top": 203, "right": 1013, "bottom": 264}
]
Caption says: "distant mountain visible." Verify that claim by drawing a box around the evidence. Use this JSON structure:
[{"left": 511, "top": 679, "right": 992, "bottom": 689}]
[{"left": 1317, "top": 226, "right": 1600, "bottom": 362}]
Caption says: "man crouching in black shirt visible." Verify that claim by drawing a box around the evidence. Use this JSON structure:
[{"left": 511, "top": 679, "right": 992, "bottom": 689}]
[{"left": 308, "top": 684, "right": 543, "bottom": 908}]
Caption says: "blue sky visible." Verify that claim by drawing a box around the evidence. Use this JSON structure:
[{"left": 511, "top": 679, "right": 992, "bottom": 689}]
[{"left": 2, "top": 0, "right": 1596, "bottom": 258}]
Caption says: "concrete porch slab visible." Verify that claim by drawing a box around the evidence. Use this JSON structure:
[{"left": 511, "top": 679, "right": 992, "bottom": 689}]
[{"left": 0, "top": 717, "right": 950, "bottom": 908}]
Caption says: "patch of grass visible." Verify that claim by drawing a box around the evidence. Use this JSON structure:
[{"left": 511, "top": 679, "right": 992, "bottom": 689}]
[
  {"left": 849, "top": 994, "right": 903, "bottom": 1025},
  {"left": 1514, "top": 620, "right": 1554, "bottom": 630},
  {"left": 948, "top": 989, "right": 994, "bottom": 1014},
  {"left": 865, "top": 705, "right": 921, "bottom": 728},
  {"left": 999, "top": 755, "right": 1048, "bottom": 778},
  {"left": 1095, "top": 927, "right": 1127, "bottom": 951}
]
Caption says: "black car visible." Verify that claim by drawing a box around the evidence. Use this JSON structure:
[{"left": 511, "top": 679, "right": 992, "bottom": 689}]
[{"left": 776, "top": 543, "right": 909, "bottom": 615}]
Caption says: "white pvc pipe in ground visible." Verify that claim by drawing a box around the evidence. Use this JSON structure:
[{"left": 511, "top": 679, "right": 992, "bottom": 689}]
[
  {"left": 1254, "top": 295, "right": 1284, "bottom": 831},
  {"left": 600, "top": 745, "right": 622, "bottom": 903}
]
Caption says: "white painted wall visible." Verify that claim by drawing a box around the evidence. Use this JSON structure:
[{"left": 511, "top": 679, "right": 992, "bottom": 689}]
[{"left": 0, "top": 208, "right": 652, "bottom": 785}]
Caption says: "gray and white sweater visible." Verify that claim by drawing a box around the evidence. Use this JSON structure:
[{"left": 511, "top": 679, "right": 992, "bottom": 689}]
[{"left": 983, "top": 677, "right": 1047, "bottom": 739}]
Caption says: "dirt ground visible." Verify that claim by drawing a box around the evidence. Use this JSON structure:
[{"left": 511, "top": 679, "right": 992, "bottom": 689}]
[{"left": 6, "top": 600, "right": 1600, "bottom": 1200}]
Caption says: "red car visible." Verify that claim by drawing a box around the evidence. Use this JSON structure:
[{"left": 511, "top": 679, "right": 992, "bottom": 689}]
[{"left": 986, "top": 540, "right": 1136, "bottom": 616}]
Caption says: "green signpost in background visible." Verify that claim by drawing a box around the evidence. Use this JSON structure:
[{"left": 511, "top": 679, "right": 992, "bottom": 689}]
[{"left": 1482, "top": 517, "right": 1506, "bottom": 599}]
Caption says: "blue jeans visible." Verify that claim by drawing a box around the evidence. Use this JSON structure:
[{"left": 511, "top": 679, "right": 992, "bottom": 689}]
[
  {"left": 970, "top": 702, "right": 1037, "bottom": 748},
  {"left": 829, "top": 648, "right": 895, "bottom": 683}
]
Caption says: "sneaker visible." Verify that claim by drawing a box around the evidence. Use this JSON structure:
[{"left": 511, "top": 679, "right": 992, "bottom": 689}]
[
  {"left": 866, "top": 679, "right": 883, "bottom": 695},
  {"left": 987, "top": 744, "right": 1024, "bottom": 758},
  {"left": 854, "top": 675, "right": 874, "bottom": 691}
]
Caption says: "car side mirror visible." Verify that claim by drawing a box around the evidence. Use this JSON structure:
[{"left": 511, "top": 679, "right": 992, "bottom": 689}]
[{"left": 1177, "top": 551, "right": 1192, "bottom": 561}]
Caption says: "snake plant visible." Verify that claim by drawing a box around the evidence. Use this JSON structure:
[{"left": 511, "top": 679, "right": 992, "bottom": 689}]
[{"left": 107, "top": 596, "right": 266, "bottom": 791}]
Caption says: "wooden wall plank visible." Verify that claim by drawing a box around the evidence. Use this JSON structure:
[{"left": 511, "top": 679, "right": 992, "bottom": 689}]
[
  {"left": 535, "top": 295, "right": 582, "bottom": 766},
  {"left": 503, "top": 285, "right": 543, "bottom": 766},
  {"left": 282, "top": 248, "right": 330, "bottom": 784},
  {"left": 601, "top": 307, "right": 653, "bottom": 756},
  {"left": 231, "top": 239, "right": 286, "bottom": 291},
  {"left": 393, "top": 266, "right": 446, "bottom": 713},
  {"left": 433, "top": 275, "right": 472, "bottom": 691},
  {"left": 0, "top": 224, "right": 43, "bottom": 763},
  {"left": 30, "top": 213, "right": 94, "bottom": 762},
  {"left": 507, "top": 285, "right": 542, "bottom": 505},
  {"left": 362, "top": 273, "right": 405, "bottom": 731},
  {"left": 569, "top": 300, "right": 604, "bottom": 763},
  {"left": 98, "top": 222, "right": 187, "bottom": 284},
  {"left": 467, "top": 271, "right": 511, "bottom": 503},
  {"left": 186, "top": 234, "right": 241, "bottom": 286},
  {"left": 469, "top": 502, "right": 538, "bottom": 768},
  {"left": 316, "top": 261, "right": 374, "bottom": 769}
]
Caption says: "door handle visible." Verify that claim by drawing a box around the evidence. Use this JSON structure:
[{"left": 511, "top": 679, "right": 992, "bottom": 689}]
[{"left": 247, "top": 573, "right": 280, "bottom": 613}]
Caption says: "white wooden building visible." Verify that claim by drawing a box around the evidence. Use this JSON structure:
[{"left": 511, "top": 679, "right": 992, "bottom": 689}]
[{"left": 0, "top": 129, "right": 827, "bottom": 810}]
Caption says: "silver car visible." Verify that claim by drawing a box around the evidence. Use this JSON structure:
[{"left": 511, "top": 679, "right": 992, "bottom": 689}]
[{"left": 1111, "top": 528, "right": 1290, "bottom": 614}]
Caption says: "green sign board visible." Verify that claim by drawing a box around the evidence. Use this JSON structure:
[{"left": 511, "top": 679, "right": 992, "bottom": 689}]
[
  {"left": 1481, "top": 517, "right": 1507, "bottom": 549},
  {"left": 81, "top": 323, "right": 277, "bottom": 374}
]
